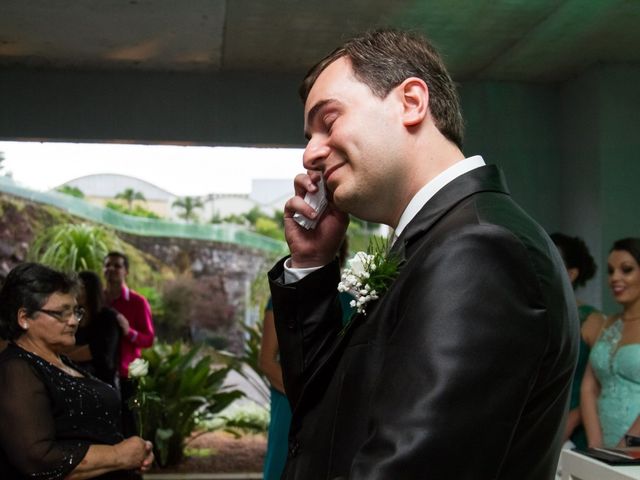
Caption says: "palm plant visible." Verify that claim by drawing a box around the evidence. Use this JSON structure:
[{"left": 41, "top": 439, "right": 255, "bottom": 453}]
[
  {"left": 172, "top": 196, "right": 204, "bottom": 223},
  {"left": 116, "top": 188, "right": 146, "bottom": 210},
  {"left": 134, "top": 342, "right": 244, "bottom": 467},
  {"left": 28, "top": 223, "right": 118, "bottom": 273}
]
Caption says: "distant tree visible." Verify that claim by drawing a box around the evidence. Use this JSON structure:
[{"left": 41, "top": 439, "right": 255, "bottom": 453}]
[
  {"left": 172, "top": 196, "right": 204, "bottom": 223},
  {"left": 115, "top": 188, "right": 146, "bottom": 210},
  {"left": 56, "top": 185, "right": 85, "bottom": 198},
  {"left": 243, "top": 206, "right": 264, "bottom": 226}
]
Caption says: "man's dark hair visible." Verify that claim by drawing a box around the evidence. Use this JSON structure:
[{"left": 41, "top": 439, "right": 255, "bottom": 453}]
[
  {"left": 299, "top": 28, "right": 464, "bottom": 149},
  {"left": 104, "top": 251, "right": 129, "bottom": 271},
  {"left": 0, "top": 263, "right": 78, "bottom": 341},
  {"left": 611, "top": 237, "right": 640, "bottom": 265},
  {"left": 550, "top": 233, "right": 597, "bottom": 288}
]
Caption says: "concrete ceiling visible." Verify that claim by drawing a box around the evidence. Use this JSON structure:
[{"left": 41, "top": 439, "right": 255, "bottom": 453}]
[{"left": 1, "top": 0, "right": 639, "bottom": 83}]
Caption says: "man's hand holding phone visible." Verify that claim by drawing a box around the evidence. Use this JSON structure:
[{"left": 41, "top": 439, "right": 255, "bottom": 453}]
[{"left": 283, "top": 170, "right": 348, "bottom": 269}]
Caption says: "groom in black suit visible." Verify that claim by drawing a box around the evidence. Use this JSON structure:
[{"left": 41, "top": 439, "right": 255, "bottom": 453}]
[{"left": 269, "top": 29, "right": 578, "bottom": 479}]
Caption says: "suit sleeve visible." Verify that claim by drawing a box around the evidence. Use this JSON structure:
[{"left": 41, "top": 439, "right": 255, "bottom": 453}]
[
  {"left": 268, "top": 256, "right": 344, "bottom": 409},
  {"left": 350, "top": 226, "right": 559, "bottom": 479}
]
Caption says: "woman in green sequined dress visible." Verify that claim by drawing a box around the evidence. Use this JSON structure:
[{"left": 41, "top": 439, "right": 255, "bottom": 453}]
[{"left": 581, "top": 238, "right": 640, "bottom": 447}]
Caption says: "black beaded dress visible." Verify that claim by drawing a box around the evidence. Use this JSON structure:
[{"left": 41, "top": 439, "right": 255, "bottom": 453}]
[{"left": 0, "top": 343, "right": 136, "bottom": 479}]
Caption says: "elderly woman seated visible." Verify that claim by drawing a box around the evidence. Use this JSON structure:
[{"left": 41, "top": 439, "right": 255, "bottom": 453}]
[{"left": 0, "top": 263, "right": 153, "bottom": 479}]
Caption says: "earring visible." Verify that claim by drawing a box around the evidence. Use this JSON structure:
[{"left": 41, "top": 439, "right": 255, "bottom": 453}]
[{"left": 20, "top": 322, "right": 28, "bottom": 330}]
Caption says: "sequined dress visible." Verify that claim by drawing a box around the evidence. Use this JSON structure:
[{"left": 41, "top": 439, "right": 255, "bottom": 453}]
[
  {"left": 0, "top": 343, "right": 136, "bottom": 479},
  {"left": 589, "top": 318, "right": 640, "bottom": 446}
]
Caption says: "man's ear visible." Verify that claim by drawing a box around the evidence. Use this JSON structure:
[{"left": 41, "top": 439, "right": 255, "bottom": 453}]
[{"left": 398, "top": 77, "right": 429, "bottom": 127}]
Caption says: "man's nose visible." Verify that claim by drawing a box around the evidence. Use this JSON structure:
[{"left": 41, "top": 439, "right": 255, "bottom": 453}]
[{"left": 303, "top": 136, "right": 330, "bottom": 171}]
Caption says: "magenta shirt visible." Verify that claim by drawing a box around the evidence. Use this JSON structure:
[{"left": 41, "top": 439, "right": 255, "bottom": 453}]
[{"left": 109, "top": 285, "right": 155, "bottom": 378}]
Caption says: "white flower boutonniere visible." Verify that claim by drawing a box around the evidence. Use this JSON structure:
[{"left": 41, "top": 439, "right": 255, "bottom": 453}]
[{"left": 338, "top": 236, "right": 401, "bottom": 326}]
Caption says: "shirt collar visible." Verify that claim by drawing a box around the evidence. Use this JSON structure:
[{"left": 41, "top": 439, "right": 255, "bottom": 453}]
[
  {"left": 394, "top": 155, "right": 486, "bottom": 240},
  {"left": 121, "top": 284, "right": 130, "bottom": 301}
]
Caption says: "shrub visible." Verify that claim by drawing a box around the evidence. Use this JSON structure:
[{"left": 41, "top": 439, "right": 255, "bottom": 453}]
[
  {"left": 132, "top": 342, "right": 244, "bottom": 467},
  {"left": 28, "top": 223, "right": 120, "bottom": 273}
]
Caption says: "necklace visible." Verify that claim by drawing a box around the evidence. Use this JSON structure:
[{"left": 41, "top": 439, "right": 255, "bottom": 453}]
[{"left": 622, "top": 314, "right": 640, "bottom": 322}]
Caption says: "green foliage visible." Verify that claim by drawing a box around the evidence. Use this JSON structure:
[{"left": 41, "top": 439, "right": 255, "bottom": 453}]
[
  {"left": 255, "top": 217, "right": 285, "bottom": 241},
  {"left": 134, "top": 342, "right": 244, "bottom": 467},
  {"left": 105, "top": 201, "right": 161, "bottom": 219},
  {"left": 217, "top": 213, "right": 248, "bottom": 225},
  {"left": 28, "top": 223, "right": 120, "bottom": 274},
  {"left": 56, "top": 185, "right": 85, "bottom": 198},
  {"left": 172, "top": 196, "right": 204, "bottom": 223},
  {"left": 136, "top": 286, "right": 164, "bottom": 318},
  {"left": 243, "top": 206, "right": 263, "bottom": 225}
]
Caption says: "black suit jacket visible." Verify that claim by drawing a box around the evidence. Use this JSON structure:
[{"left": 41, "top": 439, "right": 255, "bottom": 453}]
[{"left": 269, "top": 165, "right": 579, "bottom": 480}]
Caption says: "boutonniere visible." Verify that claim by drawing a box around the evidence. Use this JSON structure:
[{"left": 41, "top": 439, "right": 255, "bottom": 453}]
[{"left": 338, "top": 236, "right": 401, "bottom": 332}]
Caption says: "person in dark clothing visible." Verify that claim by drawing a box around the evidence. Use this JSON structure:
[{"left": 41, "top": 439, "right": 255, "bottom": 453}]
[
  {"left": 0, "top": 262, "right": 153, "bottom": 479},
  {"left": 68, "top": 270, "right": 122, "bottom": 388}
]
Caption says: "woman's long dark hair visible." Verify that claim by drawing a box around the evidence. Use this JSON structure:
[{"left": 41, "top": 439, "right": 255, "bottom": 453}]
[{"left": 78, "top": 270, "right": 105, "bottom": 323}]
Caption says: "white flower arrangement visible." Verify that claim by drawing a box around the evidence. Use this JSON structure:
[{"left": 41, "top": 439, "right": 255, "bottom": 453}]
[
  {"left": 338, "top": 251, "right": 380, "bottom": 314},
  {"left": 338, "top": 236, "right": 401, "bottom": 319}
]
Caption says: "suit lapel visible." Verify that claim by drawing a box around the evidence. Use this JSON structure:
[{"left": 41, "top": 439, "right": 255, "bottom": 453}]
[{"left": 392, "top": 165, "right": 509, "bottom": 257}]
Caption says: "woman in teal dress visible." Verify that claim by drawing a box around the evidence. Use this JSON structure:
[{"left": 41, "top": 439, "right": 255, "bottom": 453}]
[
  {"left": 582, "top": 238, "right": 640, "bottom": 447},
  {"left": 259, "top": 240, "right": 354, "bottom": 480},
  {"left": 551, "top": 233, "right": 605, "bottom": 449},
  {"left": 259, "top": 297, "right": 291, "bottom": 480}
]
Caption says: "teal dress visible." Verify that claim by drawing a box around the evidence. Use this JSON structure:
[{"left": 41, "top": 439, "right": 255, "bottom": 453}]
[
  {"left": 589, "top": 317, "right": 640, "bottom": 446},
  {"left": 568, "top": 304, "right": 598, "bottom": 449},
  {"left": 262, "top": 294, "right": 354, "bottom": 480}
]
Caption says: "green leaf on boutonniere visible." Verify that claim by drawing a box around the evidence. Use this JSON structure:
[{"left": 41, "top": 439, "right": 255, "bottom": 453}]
[{"left": 338, "top": 235, "right": 402, "bottom": 335}]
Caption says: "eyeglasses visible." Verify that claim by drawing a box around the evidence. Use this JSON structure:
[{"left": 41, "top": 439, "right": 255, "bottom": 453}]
[{"left": 36, "top": 307, "right": 85, "bottom": 323}]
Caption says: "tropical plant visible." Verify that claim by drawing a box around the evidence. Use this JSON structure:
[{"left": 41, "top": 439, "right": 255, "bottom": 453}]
[
  {"left": 115, "top": 188, "right": 146, "bottom": 210},
  {"left": 133, "top": 342, "right": 244, "bottom": 467},
  {"left": 56, "top": 185, "right": 85, "bottom": 198},
  {"left": 172, "top": 196, "right": 204, "bottom": 223},
  {"left": 28, "top": 223, "right": 120, "bottom": 273}
]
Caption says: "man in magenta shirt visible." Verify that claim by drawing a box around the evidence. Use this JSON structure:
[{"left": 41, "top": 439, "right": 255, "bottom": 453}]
[{"left": 104, "top": 251, "right": 155, "bottom": 436}]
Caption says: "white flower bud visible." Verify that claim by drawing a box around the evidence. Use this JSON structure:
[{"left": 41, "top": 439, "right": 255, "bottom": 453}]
[{"left": 128, "top": 358, "right": 149, "bottom": 378}]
